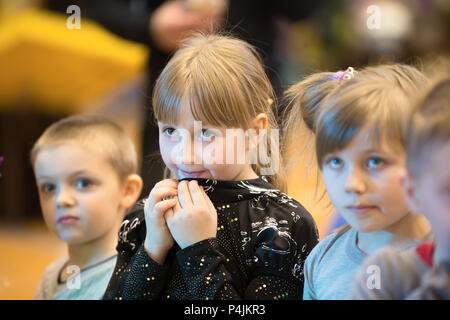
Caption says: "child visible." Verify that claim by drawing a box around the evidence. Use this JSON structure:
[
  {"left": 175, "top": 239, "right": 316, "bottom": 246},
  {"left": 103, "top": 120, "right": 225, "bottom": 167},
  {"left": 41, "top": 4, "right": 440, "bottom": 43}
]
[
  {"left": 103, "top": 34, "right": 319, "bottom": 300},
  {"left": 351, "top": 77, "right": 450, "bottom": 299},
  {"left": 286, "top": 64, "right": 433, "bottom": 300},
  {"left": 32, "top": 114, "right": 143, "bottom": 299}
]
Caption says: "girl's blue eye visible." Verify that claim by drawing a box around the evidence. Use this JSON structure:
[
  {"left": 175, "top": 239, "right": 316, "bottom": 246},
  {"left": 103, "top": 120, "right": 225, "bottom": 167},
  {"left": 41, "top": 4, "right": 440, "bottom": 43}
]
[
  {"left": 164, "top": 127, "right": 180, "bottom": 139},
  {"left": 327, "top": 157, "right": 343, "bottom": 169},
  {"left": 41, "top": 183, "right": 55, "bottom": 193},
  {"left": 367, "top": 157, "right": 385, "bottom": 169},
  {"left": 201, "top": 129, "right": 215, "bottom": 141},
  {"left": 76, "top": 178, "right": 92, "bottom": 189},
  {"left": 164, "top": 127, "right": 175, "bottom": 135}
]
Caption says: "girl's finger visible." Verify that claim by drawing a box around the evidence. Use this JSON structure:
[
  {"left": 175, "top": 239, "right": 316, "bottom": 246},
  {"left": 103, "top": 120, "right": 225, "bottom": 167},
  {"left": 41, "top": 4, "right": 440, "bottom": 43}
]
[
  {"left": 148, "top": 179, "right": 178, "bottom": 200},
  {"left": 146, "top": 186, "right": 178, "bottom": 211},
  {"left": 177, "top": 180, "right": 194, "bottom": 208},
  {"left": 173, "top": 199, "right": 182, "bottom": 214},
  {"left": 154, "top": 179, "right": 178, "bottom": 189},
  {"left": 164, "top": 196, "right": 178, "bottom": 220},
  {"left": 164, "top": 207, "right": 175, "bottom": 221},
  {"left": 200, "top": 186, "right": 216, "bottom": 213},
  {"left": 188, "top": 180, "right": 206, "bottom": 207},
  {"left": 154, "top": 198, "right": 178, "bottom": 221}
]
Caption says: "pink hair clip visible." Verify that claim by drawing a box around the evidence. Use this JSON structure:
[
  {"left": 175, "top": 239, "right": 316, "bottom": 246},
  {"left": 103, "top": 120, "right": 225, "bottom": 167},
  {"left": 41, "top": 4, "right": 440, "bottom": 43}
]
[{"left": 332, "top": 67, "right": 356, "bottom": 81}]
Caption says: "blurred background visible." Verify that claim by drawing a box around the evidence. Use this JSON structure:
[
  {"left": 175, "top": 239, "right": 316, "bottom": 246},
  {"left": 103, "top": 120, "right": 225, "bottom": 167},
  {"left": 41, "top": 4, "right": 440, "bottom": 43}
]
[{"left": 0, "top": 0, "right": 448, "bottom": 299}]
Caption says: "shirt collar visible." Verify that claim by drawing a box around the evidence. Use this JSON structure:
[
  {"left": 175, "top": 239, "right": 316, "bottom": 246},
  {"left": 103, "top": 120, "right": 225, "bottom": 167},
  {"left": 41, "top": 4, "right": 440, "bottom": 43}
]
[{"left": 179, "top": 176, "right": 279, "bottom": 203}]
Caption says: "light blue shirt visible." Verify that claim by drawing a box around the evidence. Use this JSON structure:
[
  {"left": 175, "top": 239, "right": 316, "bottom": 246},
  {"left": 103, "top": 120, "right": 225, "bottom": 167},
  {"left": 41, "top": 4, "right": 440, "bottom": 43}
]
[
  {"left": 35, "top": 255, "right": 116, "bottom": 300},
  {"left": 303, "top": 227, "right": 431, "bottom": 300},
  {"left": 303, "top": 227, "right": 365, "bottom": 300}
]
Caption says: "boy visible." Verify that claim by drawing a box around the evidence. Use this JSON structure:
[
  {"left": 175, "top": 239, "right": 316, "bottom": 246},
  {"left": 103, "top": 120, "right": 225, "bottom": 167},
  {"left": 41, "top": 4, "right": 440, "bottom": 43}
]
[
  {"left": 351, "top": 77, "right": 450, "bottom": 299},
  {"left": 32, "top": 114, "right": 143, "bottom": 299}
]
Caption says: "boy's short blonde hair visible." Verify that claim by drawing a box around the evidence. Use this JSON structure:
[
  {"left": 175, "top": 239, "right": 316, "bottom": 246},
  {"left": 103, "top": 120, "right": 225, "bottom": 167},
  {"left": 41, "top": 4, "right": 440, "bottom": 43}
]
[
  {"left": 31, "top": 114, "right": 138, "bottom": 182},
  {"left": 406, "top": 77, "right": 450, "bottom": 177}
]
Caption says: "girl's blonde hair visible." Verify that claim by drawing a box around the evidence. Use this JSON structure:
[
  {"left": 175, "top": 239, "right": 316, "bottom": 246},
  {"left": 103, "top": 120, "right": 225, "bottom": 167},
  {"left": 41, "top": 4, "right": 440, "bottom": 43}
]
[
  {"left": 283, "top": 72, "right": 340, "bottom": 135},
  {"left": 31, "top": 114, "right": 138, "bottom": 182},
  {"left": 300, "top": 64, "right": 429, "bottom": 167},
  {"left": 152, "top": 33, "right": 286, "bottom": 192},
  {"left": 282, "top": 71, "right": 343, "bottom": 202}
]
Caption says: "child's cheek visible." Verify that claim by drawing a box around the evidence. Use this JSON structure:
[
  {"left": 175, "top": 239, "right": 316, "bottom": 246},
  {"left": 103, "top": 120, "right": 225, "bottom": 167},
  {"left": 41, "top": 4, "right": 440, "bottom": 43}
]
[
  {"left": 378, "top": 170, "right": 409, "bottom": 214},
  {"left": 41, "top": 202, "right": 57, "bottom": 234},
  {"left": 202, "top": 143, "right": 216, "bottom": 166},
  {"left": 161, "top": 143, "right": 178, "bottom": 168},
  {"left": 202, "top": 139, "right": 224, "bottom": 166}
]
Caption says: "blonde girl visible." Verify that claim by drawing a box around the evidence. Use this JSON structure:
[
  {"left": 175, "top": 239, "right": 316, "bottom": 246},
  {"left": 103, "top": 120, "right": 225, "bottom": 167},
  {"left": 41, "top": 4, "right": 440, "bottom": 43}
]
[
  {"left": 285, "top": 64, "right": 432, "bottom": 299},
  {"left": 103, "top": 34, "right": 319, "bottom": 300}
]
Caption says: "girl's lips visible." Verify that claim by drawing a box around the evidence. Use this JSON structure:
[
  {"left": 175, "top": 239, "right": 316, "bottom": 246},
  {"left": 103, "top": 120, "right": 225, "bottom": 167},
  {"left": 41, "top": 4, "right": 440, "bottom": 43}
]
[
  {"left": 346, "top": 205, "right": 377, "bottom": 215},
  {"left": 178, "top": 170, "right": 206, "bottom": 178},
  {"left": 57, "top": 216, "right": 79, "bottom": 225}
]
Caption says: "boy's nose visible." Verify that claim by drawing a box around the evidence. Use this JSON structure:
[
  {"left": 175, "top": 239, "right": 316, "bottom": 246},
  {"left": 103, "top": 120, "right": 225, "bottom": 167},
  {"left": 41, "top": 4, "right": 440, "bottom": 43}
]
[{"left": 55, "top": 186, "right": 76, "bottom": 208}]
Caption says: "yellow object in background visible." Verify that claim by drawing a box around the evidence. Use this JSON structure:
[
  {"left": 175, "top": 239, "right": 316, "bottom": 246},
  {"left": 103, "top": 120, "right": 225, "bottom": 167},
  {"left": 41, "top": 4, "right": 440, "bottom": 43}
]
[
  {"left": 0, "top": 9, "right": 149, "bottom": 299},
  {"left": 0, "top": 8, "right": 148, "bottom": 113}
]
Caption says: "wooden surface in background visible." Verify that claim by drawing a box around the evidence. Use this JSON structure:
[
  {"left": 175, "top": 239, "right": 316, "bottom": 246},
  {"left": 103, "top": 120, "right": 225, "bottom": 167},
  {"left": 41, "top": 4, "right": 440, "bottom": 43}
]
[{"left": 0, "top": 220, "right": 65, "bottom": 300}]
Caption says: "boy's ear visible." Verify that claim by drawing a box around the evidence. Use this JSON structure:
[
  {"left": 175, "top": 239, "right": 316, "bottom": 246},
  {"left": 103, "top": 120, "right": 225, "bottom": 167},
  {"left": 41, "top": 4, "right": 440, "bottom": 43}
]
[
  {"left": 400, "top": 171, "right": 421, "bottom": 215},
  {"left": 120, "top": 174, "right": 143, "bottom": 210}
]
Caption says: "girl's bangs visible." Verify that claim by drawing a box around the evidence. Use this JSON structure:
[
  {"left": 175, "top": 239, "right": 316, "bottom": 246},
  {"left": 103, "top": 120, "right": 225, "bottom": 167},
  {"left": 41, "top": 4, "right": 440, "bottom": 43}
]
[
  {"left": 316, "top": 98, "right": 405, "bottom": 165},
  {"left": 316, "top": 105, "right": 365, "bottom": 164},
  {"left": 154, "top": 70, "right": 248, "bottom": 128},
  {"left": 153, "top": 71, "right": 186, "bottom": 125}
]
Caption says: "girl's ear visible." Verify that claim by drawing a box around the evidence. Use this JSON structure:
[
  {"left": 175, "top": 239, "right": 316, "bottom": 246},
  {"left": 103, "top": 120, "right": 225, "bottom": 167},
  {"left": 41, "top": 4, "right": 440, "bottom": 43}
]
[
  {"left": 248, "top": 113, "right": 269, "bottom": 148},
  {"left": 252, "top": 113, "right": 268, "bottom": 131},
  {"left": 400, "top": 171, "right": 421, "bottom": 215},
  {"left": 120, "top": 174, "right": 144, "bottom": 210}
]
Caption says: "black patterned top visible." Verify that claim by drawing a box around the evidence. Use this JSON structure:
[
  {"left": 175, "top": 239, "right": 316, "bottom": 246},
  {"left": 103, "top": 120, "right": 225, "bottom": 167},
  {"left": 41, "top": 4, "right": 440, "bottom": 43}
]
[{"left": 103, "top": 177, "right": 319, "bottom": 300}]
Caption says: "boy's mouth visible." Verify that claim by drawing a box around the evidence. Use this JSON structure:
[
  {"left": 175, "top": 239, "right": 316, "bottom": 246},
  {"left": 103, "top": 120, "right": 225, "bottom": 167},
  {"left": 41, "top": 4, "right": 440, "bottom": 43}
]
[{"left": 57, "top": 215, "right": 80, "bottom": 225}]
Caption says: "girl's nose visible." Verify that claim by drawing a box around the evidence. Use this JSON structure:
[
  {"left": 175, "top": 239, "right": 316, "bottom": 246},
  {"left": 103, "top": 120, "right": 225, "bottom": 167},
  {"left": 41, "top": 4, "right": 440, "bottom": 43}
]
[
  {"left": 344, "top": 167, "right": 367, "bottom": 194},
  {"left": 178, "top": 136, "right": 202, "bottom": 165}
]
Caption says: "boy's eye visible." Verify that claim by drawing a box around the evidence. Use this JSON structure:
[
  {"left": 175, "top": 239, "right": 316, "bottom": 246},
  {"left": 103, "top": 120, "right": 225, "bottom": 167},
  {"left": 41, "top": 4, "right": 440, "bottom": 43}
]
[
  {"left": 367, "top": 157, "right": 385, "bottom": 169},
  {"left": 41, "top": 183, "right": 56, "bottom": 193},
  {"left": 76, "top": 178, "right": 93, "bottom": 189}
]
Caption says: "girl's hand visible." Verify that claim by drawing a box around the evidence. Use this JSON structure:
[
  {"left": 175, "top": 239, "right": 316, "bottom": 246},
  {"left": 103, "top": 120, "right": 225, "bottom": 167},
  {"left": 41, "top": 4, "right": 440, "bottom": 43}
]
[
  {"left": 166, "top": 180, "right": 217, "bottom": 249},
  {"left": 144, "top": 179, "right": 178, "bottom": 264}
]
